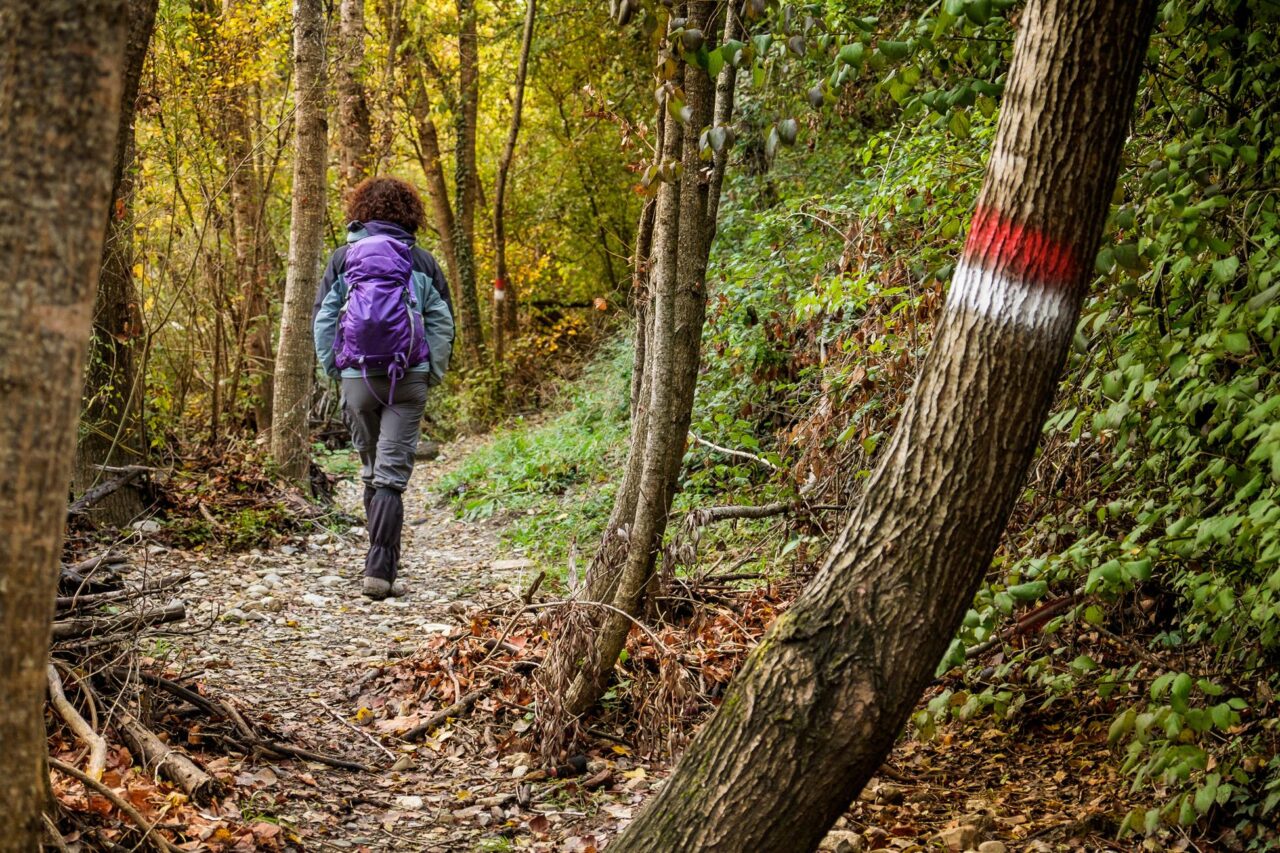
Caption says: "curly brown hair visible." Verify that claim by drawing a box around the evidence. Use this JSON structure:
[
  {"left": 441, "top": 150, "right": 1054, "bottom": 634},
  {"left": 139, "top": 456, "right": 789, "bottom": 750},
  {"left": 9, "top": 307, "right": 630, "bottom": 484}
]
[{"left": 345, "top": 176, "right": 425, "bottom": 233}]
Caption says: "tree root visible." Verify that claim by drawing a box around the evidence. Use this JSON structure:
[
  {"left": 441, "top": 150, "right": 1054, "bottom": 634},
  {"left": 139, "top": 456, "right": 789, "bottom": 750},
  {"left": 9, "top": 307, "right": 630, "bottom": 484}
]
[{"left": 47, "top": 665, "right": 107, "bottom": 781}]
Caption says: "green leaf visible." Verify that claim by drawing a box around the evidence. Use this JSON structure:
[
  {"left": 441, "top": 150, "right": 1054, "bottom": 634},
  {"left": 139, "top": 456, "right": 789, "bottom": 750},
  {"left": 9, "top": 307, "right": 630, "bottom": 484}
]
[
  {"left": 1151, "top": 672, "right": 1176, "bottom": 699},
  {"left": 1108, "top": 708, "right": 1136, "bottom": 743},
  {"left": 1171, "top": 672, "right": 1193, "bottom": 712},
  {"left": 1007, "top": 580, "right": 1048, "bottom": 602},
  {"left": 1212, "top": 256, "right": 1240, "bottom": 282},
  {"left": 878, "top": 40, "right": 910, "bottom": 61},
  {"left": 706, "top": 46, "right": 725, "bottom": 78},
  {"left": 1113, "top": 243, "right": 1141, "bottom": 270},
  {"left": 1194, "top": 781, "right": 1217, "bottom": 815},
  {"left": 948, "top": 110, "right": 970, "bottom": 138},
  {"left": 838, "top": 43, "right": 865, "bottom": 66},
  {"left": 1223, "top": 331, "right": 1251, "bottom": 355},
  {"left": 965, "top": 0, "right": 991, "bottom": 24}
]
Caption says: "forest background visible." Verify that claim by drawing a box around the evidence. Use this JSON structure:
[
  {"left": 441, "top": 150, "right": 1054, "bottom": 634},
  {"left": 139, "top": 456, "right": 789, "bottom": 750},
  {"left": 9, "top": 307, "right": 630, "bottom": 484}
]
[{"left": 18, "top": 0, "right": 1280, "bottom": 849}]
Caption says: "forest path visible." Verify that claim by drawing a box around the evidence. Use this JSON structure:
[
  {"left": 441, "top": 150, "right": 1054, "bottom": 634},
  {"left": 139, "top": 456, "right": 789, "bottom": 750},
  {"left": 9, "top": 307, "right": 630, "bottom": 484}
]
[{"left": 154, "top": 435, "right": 537, "bottom": 851}]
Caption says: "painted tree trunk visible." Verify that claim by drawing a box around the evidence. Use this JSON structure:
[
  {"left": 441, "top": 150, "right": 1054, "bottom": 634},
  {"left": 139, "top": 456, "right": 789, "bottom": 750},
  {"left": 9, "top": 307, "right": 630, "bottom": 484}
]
[
  {"left": 538, "top": 0, "right": 735, "bottom": 725},
  {"left": 0, "top": 1, "right": 127, "bottom": 848},
  {"left": 73, "top": 0, "right": 159, "bottom": 527},
  {"left": 492, "top": 0, "right": 538, "bottom": 366},
  {"left": 451, "top": 0, "right": 486, "bottom": 365},
  {"left": 271, "top": 0, "right": 328, "bottom": 487},
  {"left": 607, "top": 1, "right": 1158, "bottom": 850},
  {"left": 337, "top": 0, "right": 371, "bottom": 190}
]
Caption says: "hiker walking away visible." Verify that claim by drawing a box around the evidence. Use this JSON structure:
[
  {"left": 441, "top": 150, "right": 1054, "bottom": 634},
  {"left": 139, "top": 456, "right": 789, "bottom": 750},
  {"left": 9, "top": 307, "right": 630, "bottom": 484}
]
[{"left": 313, "top": 177, "right": 454, "bottom": 599}]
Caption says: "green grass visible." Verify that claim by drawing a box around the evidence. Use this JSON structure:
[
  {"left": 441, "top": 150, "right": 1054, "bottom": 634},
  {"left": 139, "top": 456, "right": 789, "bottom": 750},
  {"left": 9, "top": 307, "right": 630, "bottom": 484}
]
[{"left": 437, "top": 337, "right": 633, "bottom": 582}]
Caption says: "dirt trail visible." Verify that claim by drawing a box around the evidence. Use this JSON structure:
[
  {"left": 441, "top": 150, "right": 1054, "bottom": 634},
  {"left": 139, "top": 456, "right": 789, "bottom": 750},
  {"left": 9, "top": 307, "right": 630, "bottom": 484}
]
[{"left": 148, "top": 436, "right": 539, "bottom": 851}]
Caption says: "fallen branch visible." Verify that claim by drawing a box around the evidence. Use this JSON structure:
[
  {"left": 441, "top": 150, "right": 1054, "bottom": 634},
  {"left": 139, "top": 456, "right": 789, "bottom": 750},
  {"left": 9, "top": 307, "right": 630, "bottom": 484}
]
[
  {"left": 317, "top": 699, "right": 396, "bottom": 762},
  {"left": 65, "top": 552, "right": 128, "bottom": 576},
  {"left": 116, "top": 711, "right": 221, "bottom": 805},
  {"left": 685, "top": 501, "right": 848, "bottom": 527},
  {"left": 47, "top": 665, "right": 107, "bottom": 781},
  {"left": 55, "top": 574, "right": 188, "bottom": 614},
  {"left": 52, "top": 602, "right": 186, "bottom": 642},
  {"left": 48, "top": 757, "right": 180, "bottom": 853},
  {"left": 689, "top": 432, "right": 778, "bottom": 471},
  {"left": 68, "top": 467, "right": 153, "bottom": 516},
  {"left": 248, "top": 737, "right": 374, "bottom": 771},
  {"left": 965, "top": 592, "right": 1082, "bottom": 660},
  {"left": 403, "top": 680, "right": 499, "bottom": 742},
  {"left": 129, "top": 672, "right": 373, "bottom": 772},
  {"left": 42, "top": 813, "right": 72, "bottom": 853}
]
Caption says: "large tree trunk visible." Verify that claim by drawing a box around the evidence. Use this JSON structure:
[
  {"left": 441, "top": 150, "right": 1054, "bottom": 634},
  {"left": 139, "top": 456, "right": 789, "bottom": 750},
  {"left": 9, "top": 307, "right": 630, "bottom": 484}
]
[
  {"left": 0, "top": 1, "right": 127, "bottom": 848},
  {"left": 73, "top": 0, "right": 160, "bottom": 527},
  {"left": 491, "top": 0, "right": 537, "bottom": 366},
  {"left": 538, "top": 0, "right": 736, "bottom": 726},
  {"left": 337, "top": 0, "right": 371, "bottom": 190},
  {"left": 271, "top": 0, "right": 328, "bottom": 486},
  {"left": 608, "top": 1, "right": 1158, "bottom": 849},
  {"left": 451, "top": 0, "right": 486, "bottom": 365}
]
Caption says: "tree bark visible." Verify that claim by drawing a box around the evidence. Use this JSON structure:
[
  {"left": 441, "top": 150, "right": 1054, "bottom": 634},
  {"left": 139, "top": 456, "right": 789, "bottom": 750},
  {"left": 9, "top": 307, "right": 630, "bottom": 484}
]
[
  {"left": 73, "top": 0, "right": 160, "bottom": 528},
  {"left": 451, "top": 0, "right": 486, "bottom": 365},
  {"left": 271, "top": 0, "right": 328, "bottom": 487},
  {"left": 538, "top": 0, "right": 732, "bottom": 724},
  {"left": 337, "top": 0, "right": 372, "bottom": 190},
  {"left": 0, "top": 1, "right": 127, "bottom": 848},
  {"left": 220, "top": 0, "right": 279, "bottom": 433},
  {"left": 491, "top": 0, "right": 538, "bottom": 366},
  {"left": 407, "top": 67, "right": 460, "bottom": 296},
  {"left": 608, "top": 2, "right": 1158, "bottom": 849}
]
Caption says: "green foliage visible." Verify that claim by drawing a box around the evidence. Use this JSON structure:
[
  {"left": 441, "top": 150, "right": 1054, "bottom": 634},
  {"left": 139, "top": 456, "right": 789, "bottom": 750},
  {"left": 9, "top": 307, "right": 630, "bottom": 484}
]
[
  {"left": 690, "top": 0, "right": 1280, "bottom": 843},
  {"left": 436, "top": 338, "right": 632, "bottom": 578}
]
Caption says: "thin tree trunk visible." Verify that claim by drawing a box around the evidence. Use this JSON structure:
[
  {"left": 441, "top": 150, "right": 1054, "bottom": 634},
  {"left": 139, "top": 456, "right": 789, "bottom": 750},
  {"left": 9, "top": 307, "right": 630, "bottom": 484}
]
[
  {"left": 608, "top": 2, "right": 1158, "bottom": 849},
  {"left": 407, "top": 68, "right": 460, "bottom": 294},
  {"left": 272, "top": 0, "right": 328, "bottom": 487},
  {"left": 337, "top": 0, "right": 372, "bottom": 190},
  {"left": 492, "top": 0, "right": 537, "bottom": 365},
  {"left": 221, "top": 0, "right": 278, "bottom": 432},
  {"left": 539, "top": 0, "right": 730, "bottom": 723},
  {"left": 0, "top": 2, "right": 127, "bottom": 848},
  {"left": 74, "top": 0, "right": 160, "bottom": 527},
  {"left": 452, "top": 0, "right": 486, "bottom": 365}
]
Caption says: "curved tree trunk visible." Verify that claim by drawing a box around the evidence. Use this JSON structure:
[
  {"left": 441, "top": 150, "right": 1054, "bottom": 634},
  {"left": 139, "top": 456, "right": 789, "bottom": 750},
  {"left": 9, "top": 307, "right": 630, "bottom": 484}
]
[
  {"left": 73, "top": 0, "right": 159, "bottom": 527},
  {"left": 337, "top": 0, "right": 371, "bottom": 191},
  {"left": 492, "top": 0, "right": 538, "bottom": 366},
  {"left": 271, "top": 0, "right": 328, "bottom": 486},
  {"left": 608, "top": 1, "right": 1158, "bottom": 849},
  {"left": 538, "top": 0, "right": 739, "bottom": 726},
  {"left": 0, "top": 1, "right": 127, "bottom": 847}
]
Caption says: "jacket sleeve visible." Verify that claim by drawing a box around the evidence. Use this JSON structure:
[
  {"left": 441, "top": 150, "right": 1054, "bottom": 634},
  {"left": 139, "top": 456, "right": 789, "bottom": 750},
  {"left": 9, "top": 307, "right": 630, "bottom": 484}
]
[
  {"left": 313, "top": 249, "right": 346, "bottom": 378},
  {"left": 421, "top": 279, "right": 454, "bottom": 386},
  {"left": 418, "top": 249, "right": 455, "bottom": 340}
]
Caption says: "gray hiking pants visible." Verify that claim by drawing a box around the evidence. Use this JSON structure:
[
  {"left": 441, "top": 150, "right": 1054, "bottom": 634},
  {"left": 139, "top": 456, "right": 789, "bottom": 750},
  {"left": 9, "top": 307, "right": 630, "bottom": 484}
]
[{"left": 340, "top": 373, "right": 428, "bottom": 493}]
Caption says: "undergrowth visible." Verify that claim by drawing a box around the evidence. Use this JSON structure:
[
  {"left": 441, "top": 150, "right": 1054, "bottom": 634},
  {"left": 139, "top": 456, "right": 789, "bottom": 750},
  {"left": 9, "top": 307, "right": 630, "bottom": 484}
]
[{"left": 436, "top": 337, "right": 633, "bottom": 582}]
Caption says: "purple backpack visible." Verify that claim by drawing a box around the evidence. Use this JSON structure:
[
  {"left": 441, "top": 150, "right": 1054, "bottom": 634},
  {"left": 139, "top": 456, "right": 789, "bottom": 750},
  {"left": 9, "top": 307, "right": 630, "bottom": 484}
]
[{"left": 333, "top": 235, "right": 430, "bottom": 403}]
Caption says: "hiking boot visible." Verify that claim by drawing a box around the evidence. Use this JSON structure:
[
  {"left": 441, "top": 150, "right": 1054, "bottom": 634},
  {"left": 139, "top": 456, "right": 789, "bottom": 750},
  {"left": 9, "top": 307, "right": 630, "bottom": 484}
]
[{"left": 362, "top": 575, "right": 392, "bottom": 600}]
